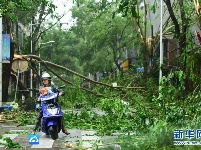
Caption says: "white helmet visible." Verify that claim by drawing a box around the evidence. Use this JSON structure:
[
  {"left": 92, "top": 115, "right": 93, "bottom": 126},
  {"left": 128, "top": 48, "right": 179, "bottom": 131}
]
[{"left": 41, "top": 72, "right": 51, "bottom": 80}]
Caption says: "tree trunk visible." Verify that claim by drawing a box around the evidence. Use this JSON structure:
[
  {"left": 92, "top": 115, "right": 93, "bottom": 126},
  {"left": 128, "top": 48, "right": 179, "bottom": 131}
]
[{"left": 164, "top": 0, "right": 188, "bottom": 97}]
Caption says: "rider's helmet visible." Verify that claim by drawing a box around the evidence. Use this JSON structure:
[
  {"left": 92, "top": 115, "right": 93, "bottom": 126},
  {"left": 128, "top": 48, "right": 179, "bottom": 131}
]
[
  {"left": 41, "top": 72, "right": 51, "bottom": 81},
  {"left": 41, "top": 72, "right": 51, "bottom": 86}
]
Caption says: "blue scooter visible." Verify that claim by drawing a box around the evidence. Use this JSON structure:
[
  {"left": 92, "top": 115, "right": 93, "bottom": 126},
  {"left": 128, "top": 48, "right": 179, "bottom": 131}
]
[{"left": 39, "top": 92, "right": 63, "bottom": 140}]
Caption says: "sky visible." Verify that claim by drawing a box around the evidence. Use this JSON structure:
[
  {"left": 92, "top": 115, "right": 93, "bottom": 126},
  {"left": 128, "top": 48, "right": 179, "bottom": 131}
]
[{"left": 52, "top": 0, "right": 75, "bottom": 29}]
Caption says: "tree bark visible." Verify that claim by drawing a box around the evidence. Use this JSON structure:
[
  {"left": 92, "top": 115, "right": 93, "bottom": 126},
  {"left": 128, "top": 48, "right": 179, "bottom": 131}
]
[
  {"left": 22, "top": 55, "right": 145, "bottom": 90},
  {"left": 164, "top": 0, "right": 188, "bottom": 97}
]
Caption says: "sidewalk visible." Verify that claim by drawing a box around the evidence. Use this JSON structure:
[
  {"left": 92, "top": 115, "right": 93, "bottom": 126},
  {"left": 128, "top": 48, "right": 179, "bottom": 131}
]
[
  {"left": 0, "top": 108, "right": 123, "bottom": 149},
  {"left": 65, "top": 129, "right": 121, "bottom": 149},
  {"left": 0, "top": 122, "right": 121, "bottom": 149}
]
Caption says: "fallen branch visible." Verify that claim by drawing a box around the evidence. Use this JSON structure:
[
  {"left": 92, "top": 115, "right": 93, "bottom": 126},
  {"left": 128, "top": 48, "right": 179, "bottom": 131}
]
[
  {"left": 14, "top": 54, "right": 145, "bottom": 98},
  {"left": 22, "top": 55, "right": 145, "bottom": 89}
]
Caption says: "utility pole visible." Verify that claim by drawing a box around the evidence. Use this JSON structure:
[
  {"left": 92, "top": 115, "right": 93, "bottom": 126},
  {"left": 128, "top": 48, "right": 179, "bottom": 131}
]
[
  {"left": 39, "top": 41, "right": 55, "bottom": 77},
  {"left": 159, "top": 0, "right": 164, "bottom": 87},
  {"left": 29, "top": 21, "right": 39, "bottom": 97},
  {"left": 30, "top": 21, "right": 33, "bottom": 97}
]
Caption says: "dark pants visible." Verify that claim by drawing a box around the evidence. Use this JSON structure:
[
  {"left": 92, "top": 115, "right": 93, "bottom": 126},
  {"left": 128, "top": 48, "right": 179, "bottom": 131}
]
[{"left": 33, "top": 106, "right": 65, "bottom": 132}]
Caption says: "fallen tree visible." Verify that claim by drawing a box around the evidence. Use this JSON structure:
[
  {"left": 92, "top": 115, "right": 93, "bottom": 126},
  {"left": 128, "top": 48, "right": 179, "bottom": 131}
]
[{"left": 13, "top": 54, "right": 145, "bottom": 98}]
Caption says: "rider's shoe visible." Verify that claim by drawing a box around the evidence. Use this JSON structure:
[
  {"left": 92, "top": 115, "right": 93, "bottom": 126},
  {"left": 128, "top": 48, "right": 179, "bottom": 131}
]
[
  {"left": 33, "top": 125, "right": 41, "bottom": 134},
  {"left": 32, "top": 130, "right": 36, "bottom": 134},
  {"left": 62, "top": 129, "right": 70, "bottom": 135}
]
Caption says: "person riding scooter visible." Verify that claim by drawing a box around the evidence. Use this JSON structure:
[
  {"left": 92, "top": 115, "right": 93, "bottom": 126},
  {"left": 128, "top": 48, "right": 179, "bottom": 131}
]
[{"left": 33, "top": 72, "right": 70, "bottom": 135}]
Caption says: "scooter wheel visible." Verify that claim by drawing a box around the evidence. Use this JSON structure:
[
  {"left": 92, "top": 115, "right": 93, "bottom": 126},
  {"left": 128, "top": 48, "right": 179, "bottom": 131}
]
[{"left": 48, "top": 125, "right": 58, "bottom": 140}]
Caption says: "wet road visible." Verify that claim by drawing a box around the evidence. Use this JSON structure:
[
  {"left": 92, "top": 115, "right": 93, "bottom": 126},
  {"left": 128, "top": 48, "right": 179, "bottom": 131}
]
[
  {"left": 0, "top": 108, "right": 122, "bottom": 150},
  {"left": 0, "top": 122, "right": 120, "bottom": 150}
]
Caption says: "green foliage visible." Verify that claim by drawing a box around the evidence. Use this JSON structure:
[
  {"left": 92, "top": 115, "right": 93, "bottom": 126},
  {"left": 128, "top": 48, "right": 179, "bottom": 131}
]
[
  {"left": 113, "top": 121, "right": 174, "bottom": 149},
  {"left": 172, "top": 71, "right": 186, "bottom": 91},
  {"left": 97, "top": 98, "right": 129, "bottom": 119},
  {"left": 62, "top": 74, "right": 146, "bottom": 135},
  {"left": 41, "top": 27, "right": 83, "bottom": 73},
  {"left": 70, "top": 0, "right": 135, "bottom": 73},
  {"left": 2, "top": 109, "right": 35, "bottom": 126},
  {"left": 150, "top": 0, "right": 158, "bottom": 14},
  {"left": 151, "top": 71, "right": 186, "bottom": 122},
  {"left": 59, "top": 76, "right": 96, "bottom": 109},
  {"left": 3, "top": 69, "right": 201, "bottom": 149},
  {"left": 118, "top": 0, "right": 138, "bottom": 18},
  {"left": 0, "top": 0, "right": 56, "bottom": 22},
  {"left": 0, "top": 0, "right": 28, "bottom": 21},
  {"left": 0, "top": 137, "right": 23, "bottom": 149},
  {"left": 108, "top": 120, "right": 201, "bottom": 150}
]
